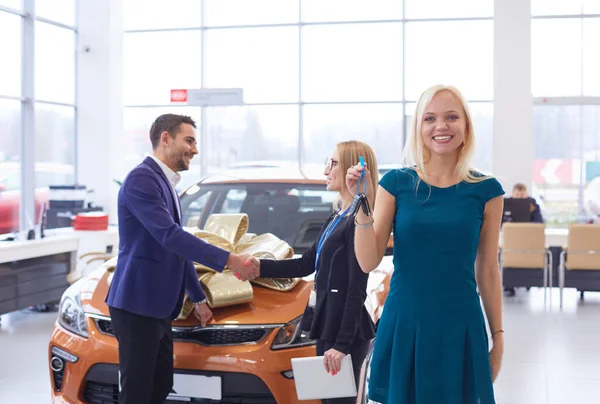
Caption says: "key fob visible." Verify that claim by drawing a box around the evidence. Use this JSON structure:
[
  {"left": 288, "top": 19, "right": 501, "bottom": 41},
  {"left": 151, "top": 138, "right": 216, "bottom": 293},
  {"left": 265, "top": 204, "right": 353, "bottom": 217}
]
[
  {"left": 349, "top": 194, "right": 363, "bottom": 217},
  {"left": 360, "top": 196, "right": 372, "bottom": 217}
]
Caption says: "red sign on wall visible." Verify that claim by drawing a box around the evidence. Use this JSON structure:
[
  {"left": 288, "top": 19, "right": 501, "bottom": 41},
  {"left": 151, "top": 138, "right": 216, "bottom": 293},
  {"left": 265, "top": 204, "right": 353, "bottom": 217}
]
[
  {"left": 533, "top": 159, "right": 575, "bottom": 185},
  {"left": 170, "top": 89, "right": 188, "bottom": 103}
]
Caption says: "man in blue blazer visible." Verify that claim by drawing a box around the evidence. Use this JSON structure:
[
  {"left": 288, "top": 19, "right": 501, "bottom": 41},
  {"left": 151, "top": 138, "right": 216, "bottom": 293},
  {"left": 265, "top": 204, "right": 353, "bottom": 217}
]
[{"left": 106, "top": 114, "right": 258, "bottom": 404}]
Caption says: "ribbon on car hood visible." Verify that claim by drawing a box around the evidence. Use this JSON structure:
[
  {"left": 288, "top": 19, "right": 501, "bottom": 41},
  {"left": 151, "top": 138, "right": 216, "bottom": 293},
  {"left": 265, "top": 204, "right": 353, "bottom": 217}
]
[{"left": 105, "top": 213, "right": 300, "bottom": 320}]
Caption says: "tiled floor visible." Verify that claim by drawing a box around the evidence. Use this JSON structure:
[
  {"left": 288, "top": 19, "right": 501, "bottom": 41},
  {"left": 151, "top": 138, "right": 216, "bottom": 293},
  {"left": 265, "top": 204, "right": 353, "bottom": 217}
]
[
  {"left": 1, "top": 288, "right": 599, "bottom": 403},
  {"left": 493, "top": 288, "right": 600, "bottom": 404},
  {"left": 0, "top": 308, "right": 57, "bottom": 403}
]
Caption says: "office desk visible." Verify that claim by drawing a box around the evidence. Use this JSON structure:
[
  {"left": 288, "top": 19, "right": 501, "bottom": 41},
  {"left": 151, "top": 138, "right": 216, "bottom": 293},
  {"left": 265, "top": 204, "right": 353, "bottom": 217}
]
[
  {"left": 499, "top": 227, "right": 568, "bottom": 248},
  {"left": 0, "top": 235, "right": 79, "bottom": 315}
]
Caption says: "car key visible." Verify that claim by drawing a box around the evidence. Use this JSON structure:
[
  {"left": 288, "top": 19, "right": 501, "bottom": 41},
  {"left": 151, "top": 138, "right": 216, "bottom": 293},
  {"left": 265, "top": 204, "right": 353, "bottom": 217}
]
[
  {"left": 349, "top": 193, "right": 364, "bottom": 217},
  {"left": 354, "top": 155, "right": 371, "bottom": 216},
  {"left": 360, "top": 195, "right": 372, "bottom": 216}
]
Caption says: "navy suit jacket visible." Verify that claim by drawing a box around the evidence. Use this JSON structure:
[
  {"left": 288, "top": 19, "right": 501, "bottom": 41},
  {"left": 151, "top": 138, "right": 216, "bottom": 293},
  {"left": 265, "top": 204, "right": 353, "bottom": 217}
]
[
  {"left": 106, "top": 157, "right": 230, "bottom": 319},
  {"left": 529, "top": 197, "right": 544, "bottom": 223}
]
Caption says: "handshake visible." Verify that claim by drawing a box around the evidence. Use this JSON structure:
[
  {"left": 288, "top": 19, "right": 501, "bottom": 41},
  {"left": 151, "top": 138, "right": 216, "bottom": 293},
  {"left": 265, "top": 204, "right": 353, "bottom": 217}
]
[{"left": 226, "top": 253, "right": 261, "bottom": 281}]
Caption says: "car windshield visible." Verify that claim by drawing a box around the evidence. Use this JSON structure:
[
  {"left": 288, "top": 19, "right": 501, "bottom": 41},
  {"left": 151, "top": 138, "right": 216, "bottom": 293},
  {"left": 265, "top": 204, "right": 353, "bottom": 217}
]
[{"left": 180, "top": 182, "right": 336, "bottom": 254}]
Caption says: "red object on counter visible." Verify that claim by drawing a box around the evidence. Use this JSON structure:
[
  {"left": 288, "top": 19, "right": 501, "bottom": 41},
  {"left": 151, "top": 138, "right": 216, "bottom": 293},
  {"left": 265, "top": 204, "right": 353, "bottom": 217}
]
[{"left": 72, "top": 212, "right": 109, "bottom": 231}]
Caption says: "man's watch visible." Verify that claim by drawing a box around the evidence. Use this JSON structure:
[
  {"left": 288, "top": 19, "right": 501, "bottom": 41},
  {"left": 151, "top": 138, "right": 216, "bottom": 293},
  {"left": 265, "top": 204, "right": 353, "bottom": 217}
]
[{"left": 195, "top": 298, "right": 208, "bottom": 305}]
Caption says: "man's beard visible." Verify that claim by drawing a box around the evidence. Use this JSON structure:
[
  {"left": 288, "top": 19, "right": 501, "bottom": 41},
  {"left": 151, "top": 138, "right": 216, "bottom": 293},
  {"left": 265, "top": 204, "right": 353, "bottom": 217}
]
[{"left": 176, "top": 155, "right": 189, "bottom": 171}]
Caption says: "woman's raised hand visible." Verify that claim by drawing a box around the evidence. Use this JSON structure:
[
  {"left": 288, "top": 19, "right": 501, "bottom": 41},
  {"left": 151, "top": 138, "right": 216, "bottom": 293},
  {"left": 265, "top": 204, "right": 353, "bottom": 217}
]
[{"left": 346, "top": 162, "right": 374, "bottom": 200}]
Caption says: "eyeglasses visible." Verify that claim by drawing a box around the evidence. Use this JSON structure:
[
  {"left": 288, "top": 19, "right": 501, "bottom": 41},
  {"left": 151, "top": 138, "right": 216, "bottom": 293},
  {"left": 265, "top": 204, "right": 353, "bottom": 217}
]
[{"left": 325, "top": 158, "right": 338, "bottom": 171}]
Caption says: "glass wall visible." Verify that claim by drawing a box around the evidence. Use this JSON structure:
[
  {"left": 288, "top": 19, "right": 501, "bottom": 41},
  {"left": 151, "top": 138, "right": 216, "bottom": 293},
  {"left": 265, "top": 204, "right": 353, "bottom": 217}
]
[
  {"left": 531, "top": 5, "right": 600, "bottom": 226},
  {"left": 122, "top": 0, "right": 495, "bottom": 187},
  {"left": 0, "top": 5, "right": 23, "bottom": 235},
  {"left": 0, "top": 1, "right": 77, "bottom": 235},
  {"left": 35, "top": 10, "right": 77, "bottom": 192}
]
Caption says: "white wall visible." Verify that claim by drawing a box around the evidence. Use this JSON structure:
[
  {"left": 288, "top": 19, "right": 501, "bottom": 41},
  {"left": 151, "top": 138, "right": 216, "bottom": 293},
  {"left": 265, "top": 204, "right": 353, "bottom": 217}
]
[
  {"left": 493, "top": 0, "right": 533, "bottom": 194},
  {"left": 77, "top": 0, "right": 123, "bottom": 224}
]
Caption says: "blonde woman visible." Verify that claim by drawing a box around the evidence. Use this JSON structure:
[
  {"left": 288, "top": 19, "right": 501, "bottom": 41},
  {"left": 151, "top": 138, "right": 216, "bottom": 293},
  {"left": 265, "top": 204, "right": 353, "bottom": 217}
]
[
  {"left": 253, "top": 141, "right": 378, "bottom": 404},
  {"left": 346, "top": 85, "right": 504, "bottom": 404}
]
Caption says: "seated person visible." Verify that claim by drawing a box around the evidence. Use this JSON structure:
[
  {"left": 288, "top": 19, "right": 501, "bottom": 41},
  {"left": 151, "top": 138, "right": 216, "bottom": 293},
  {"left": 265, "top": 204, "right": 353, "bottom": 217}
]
[
  {"left": 512, "top": 183, "right": 544, "bottom": 223},
  {"left": 505, "top": 183, "right": 544, "bottom": 296}
]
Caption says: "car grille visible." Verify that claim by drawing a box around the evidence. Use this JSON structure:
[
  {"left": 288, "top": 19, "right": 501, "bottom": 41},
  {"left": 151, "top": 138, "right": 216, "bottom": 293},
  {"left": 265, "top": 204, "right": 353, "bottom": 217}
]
[
  {"left": 82, "top": 381, "right": 118, "bottom": 404},
  {"left": 173, "top": 328, "right": 267, "bottom": 345},
  {"left": 95, "top": 318, "right": 273, "bottom": 346},
  {"left": 95, "top": 319, "right": 114, "bottom": 335},
  {"left": 83, "top": 364, "right": 277, "bottom": 404}
]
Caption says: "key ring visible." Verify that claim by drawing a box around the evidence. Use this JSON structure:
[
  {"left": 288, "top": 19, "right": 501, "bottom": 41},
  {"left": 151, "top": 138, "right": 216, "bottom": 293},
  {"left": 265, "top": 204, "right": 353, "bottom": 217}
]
[{"left": 349, "top": 156, "right": 372, "bottom": 218}]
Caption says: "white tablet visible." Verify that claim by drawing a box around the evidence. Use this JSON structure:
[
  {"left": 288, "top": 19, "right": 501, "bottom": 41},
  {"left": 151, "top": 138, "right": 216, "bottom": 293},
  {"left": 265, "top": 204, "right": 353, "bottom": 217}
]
[{"left": 291, "top": 354, "right": 357, "bottom": 400}]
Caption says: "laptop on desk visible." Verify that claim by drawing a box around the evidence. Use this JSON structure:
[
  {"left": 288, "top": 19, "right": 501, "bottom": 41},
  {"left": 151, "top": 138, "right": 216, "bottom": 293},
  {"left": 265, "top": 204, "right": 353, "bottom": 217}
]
[{"left": 503, "top": 197, "right": 533, "bottom": 223}]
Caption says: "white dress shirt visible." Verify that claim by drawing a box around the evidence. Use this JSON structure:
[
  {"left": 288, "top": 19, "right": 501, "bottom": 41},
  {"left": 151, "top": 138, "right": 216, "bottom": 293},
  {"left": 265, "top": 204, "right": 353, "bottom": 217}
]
[{"left": 150, "top": 155, "right": 182, "bottom": 221}]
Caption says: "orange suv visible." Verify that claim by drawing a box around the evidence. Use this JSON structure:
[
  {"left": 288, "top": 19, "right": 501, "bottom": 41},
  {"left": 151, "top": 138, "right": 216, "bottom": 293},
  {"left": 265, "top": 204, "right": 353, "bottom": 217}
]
[{"left": 48, "top": 171, "right": 393, "bottom": 403}]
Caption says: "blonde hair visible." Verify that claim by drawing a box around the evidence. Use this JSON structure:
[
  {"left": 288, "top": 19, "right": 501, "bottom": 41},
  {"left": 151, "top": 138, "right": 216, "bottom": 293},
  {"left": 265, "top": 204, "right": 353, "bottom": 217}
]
[
  {"left": 403, "top": 84, "right": 487, "bottom": 184},
  {"left": 335, "top": 140, "right": 379, "bottom": 211}
]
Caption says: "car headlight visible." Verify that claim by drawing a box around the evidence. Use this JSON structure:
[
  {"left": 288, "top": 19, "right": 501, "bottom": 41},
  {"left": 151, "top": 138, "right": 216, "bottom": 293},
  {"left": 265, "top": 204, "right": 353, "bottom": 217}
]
[
  {"left": 57, "top": 282, "right": 88, "bottom": 338},
  {"left": 271, "top": 315, "right": 315, "bottom": 350}
]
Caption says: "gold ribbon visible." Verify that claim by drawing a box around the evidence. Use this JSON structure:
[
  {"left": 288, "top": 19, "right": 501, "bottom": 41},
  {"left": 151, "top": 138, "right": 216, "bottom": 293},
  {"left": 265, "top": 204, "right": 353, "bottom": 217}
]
[
  {"left": 178, "top": 213, "right": 298, "bottom": 319},
  {"left": 106, "top": 214, "right": 300, "bottom": 319}
]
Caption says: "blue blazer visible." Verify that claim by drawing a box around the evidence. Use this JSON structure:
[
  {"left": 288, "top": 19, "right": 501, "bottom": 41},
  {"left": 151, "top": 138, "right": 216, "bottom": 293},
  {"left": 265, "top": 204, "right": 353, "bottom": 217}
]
[
  {"left": 106, "top": 157, "right": 230, "bottom": 319},
  {"left": 529, "top": 197, "right": 544, "bottom": 223}
]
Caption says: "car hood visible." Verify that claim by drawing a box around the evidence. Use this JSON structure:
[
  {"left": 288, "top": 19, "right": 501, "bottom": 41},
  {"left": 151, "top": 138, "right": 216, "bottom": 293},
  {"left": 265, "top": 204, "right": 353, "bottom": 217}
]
[{"left": 79, "top": 260, "right": 311, "bottom": 326}]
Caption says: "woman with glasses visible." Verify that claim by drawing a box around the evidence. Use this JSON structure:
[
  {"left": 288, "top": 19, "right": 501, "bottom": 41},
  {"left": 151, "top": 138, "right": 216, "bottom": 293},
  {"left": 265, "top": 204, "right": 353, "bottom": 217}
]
[
  {"left": 249, "top": 140, "right": 379, "bottom": 404},
  {"left": 347, "top": 85, "right": 505, "bottom": 404}
]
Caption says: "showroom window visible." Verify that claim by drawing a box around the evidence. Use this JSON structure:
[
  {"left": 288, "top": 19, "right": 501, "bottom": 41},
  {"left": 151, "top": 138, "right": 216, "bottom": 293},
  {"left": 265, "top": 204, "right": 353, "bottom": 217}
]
[
  {"left": 531, "top": 6, "right": 600, "bottom": 227},
  {"left": 0, "top": 0, "right": 77, "bottom": 235},
  {"left": 122, "top": 0, "right": 495, "bottom": 184},
  {"left": 0, "top": 7, "right": 22, "bottom": 235}
]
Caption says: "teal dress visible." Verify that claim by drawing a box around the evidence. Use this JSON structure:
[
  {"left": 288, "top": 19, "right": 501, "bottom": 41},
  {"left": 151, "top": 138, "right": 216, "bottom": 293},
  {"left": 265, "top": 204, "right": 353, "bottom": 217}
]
[{"left": 368, "top": 167, "right": 504, "bottom": 404}]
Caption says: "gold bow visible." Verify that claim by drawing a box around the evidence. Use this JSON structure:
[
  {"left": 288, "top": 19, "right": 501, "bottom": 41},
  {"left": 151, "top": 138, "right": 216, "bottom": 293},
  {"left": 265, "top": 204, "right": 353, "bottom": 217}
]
[
  {"left": 104, "top": 214, "right": 300, "bottom": 319},
  {"left": 177, "top": 213, "right": 299, "bottom": 319}
]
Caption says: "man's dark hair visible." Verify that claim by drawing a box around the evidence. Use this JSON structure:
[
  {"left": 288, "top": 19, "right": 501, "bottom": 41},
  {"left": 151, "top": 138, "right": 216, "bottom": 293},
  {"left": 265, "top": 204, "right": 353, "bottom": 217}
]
[
  {"left": 513, "top": 183, "right": 527, "bottom": 192},
  {"left": 149, "top": 114, "right": 196, "bottom": 150}
]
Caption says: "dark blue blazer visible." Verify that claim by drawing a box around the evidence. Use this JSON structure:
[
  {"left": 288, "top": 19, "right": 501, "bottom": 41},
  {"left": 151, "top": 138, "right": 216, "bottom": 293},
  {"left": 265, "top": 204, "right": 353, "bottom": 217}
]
[
  {"left": 106, "top": 157, "right": 230, "bottom": 319},
  {"left": 259, "top": 213, "right": 375, "bottom": 354},
  {"left": 529, "top": 197, "right": 544, "bottom": 223}
]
